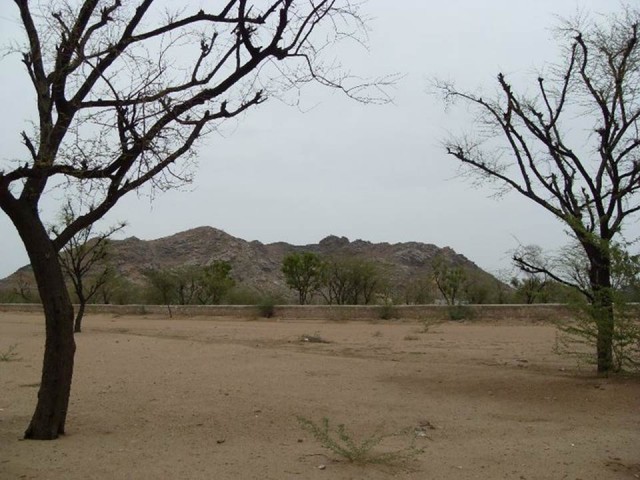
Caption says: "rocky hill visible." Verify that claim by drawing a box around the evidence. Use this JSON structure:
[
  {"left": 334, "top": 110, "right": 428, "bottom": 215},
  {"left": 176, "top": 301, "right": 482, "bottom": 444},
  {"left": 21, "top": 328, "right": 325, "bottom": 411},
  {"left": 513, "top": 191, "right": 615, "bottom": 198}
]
[{"left": 0, "top": 226, "right": 501, "bottom": 302}]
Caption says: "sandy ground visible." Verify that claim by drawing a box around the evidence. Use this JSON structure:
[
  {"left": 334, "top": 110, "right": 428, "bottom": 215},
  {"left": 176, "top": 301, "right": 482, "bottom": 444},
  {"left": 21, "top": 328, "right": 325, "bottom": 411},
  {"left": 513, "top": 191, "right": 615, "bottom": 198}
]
[{"left": 1, "top": 313, "right": 639, "bottom": 480}]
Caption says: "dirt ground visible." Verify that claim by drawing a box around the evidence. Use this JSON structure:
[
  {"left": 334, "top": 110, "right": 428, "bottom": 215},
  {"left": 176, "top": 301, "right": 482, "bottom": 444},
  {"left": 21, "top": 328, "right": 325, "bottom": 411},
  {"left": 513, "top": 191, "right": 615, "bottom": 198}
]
[{"left": 1, "top": 313, "right": 639, "bottom": 479}]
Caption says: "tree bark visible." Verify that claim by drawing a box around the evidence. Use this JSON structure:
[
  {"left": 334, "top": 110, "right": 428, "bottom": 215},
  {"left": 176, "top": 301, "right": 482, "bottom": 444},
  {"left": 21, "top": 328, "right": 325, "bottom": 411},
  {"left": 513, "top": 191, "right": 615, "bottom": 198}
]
[
  {"left": 585, "top": 245, "right": 614, "bottom": 374},
  {"left": 591, "top": 275, "right": 614, "bottom": 374},
  {"left": 299, "top": 289, "right": 306, "bottom": 305},
  {"left": 595, "top": 299, "right": 615, "bottom": 374},
  {"left": 8, "top": 208, "right": 76, "bottom": 439},
  {"left": 74, "top": 301, "right": 85, "bottom": 333}
]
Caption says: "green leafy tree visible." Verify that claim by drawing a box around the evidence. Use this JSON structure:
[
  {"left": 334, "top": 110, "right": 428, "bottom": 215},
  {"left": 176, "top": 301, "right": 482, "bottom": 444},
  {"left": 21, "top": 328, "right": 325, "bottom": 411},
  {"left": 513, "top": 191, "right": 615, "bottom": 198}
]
[
  {"left": 321, "top": 259, "right": 351, "bottom": 305},
  {"left": 612, "top": 249, "right": 640, "bottom": 302},
  {"left": 197, "top": 261, "right": 235, "bottom": 305},
  {"left": 493, "top": 276, "right": 514, "bottom": 304},
  {"left": 173, "top": 266, "right": 202, "bottom": 306},
  {"left": 95, "top": 272, "right": 140, "bottom": 305},
  {"left": 463, "top": 273, "right": 498, "bottom": 304},
  {"left": 432, "top": 255, "right": 466, "bottom": 305},
  {"left": 350, "top": 259, "right": 381, "bottom": 305},
  {"left": 510, "top": 276, "right": 549, "bottom": 304},
  {"left": 144, "top": 268, "right": 178, "bottom": 316},
  {"left": 437, "top": 7, "right": 640, "bottom": 373},
  {"left": 320, "top": 257, "right": 381, "bottom": 305},
  {"left": 282, "top": 252, "right": 324, "bottom": 305},
  {"left": 145, "top": 263, "right": 236, "bottom": 307},
  {"left": 402, "top": 277, "right": 435, "bottom": 305}
]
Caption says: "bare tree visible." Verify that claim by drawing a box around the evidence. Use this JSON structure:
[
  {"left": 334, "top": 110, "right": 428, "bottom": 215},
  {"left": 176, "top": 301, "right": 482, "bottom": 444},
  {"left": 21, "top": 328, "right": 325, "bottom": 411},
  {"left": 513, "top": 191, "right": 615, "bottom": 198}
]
[
  {"left": 1, "top": 0, "right": 389, "bottom": 440},
  {"left": 436, "top": 7, "right": 640, "bottom": 373},
  {"left": 12, "top": 270, "right": 36, "bottom": 303},
  {"left": 54, "top": 202, "right": 125, "bottom": 333}
]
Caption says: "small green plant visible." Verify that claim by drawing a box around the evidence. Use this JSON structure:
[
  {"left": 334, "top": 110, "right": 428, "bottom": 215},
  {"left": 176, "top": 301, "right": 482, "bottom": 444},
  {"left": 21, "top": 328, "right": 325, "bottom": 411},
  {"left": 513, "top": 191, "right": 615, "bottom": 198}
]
[
  {"left": 377, "top": 296, "right": 398, "bottom": 320},
  {"left": 296, "top": 416, "right": 423, "bottom": 465},
  {"left": 419, "top": 318, "right": 443, "bottom": 333},
  {"left": 0, "top": 344, "right": 21, "bottom": 362},
  {"left": 257, "top": 297, "right": 276, "bottom": 318}
]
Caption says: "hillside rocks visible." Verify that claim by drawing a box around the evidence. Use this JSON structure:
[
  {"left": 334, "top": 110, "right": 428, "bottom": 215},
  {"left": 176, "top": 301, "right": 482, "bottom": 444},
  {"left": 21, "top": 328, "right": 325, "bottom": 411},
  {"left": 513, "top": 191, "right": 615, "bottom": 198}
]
[
  {"left": 1, "top": 226, "right": 498, "bottom": 301},
  {"left": 112, "top": 227, "right": 494, "bottom": 294}
]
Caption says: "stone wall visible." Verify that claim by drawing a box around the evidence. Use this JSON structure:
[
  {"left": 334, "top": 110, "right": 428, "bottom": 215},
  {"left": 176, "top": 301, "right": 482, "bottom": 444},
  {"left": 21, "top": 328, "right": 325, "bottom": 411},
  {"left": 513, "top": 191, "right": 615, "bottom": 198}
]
[{"left": 0, "top": 303, "right": 581, "bottom": 322}]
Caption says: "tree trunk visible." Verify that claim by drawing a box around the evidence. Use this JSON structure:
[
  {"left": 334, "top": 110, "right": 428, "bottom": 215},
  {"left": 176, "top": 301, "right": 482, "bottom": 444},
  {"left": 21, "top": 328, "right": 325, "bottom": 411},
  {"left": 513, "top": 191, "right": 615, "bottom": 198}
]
[
  {"left": 74, "top": 300, "right": 85, "bottom": 333},
  {"left": 8, "top": 209, "right": 76, "bottom": 440},
  {"left": 586, "top": 244, "right": 614, "bottom": 374},
  {"left": 592, "top": 282, "right": 614, "bottom": 374}
]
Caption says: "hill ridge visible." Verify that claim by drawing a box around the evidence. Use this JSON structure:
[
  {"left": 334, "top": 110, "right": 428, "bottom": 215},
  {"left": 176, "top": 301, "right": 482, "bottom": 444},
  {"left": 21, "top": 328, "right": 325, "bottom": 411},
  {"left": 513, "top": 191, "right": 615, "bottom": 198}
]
[{"left": 1, "top": 226, "right": 497, "bottom": 302}]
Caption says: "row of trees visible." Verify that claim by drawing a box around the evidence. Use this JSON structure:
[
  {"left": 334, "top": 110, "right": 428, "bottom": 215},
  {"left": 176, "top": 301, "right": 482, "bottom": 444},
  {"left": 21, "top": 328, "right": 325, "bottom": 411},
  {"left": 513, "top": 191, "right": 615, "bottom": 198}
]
[
  {"left": 1, "top": 264, "right": 275, "bottom": 307},
  {"left": 282, "top": 252, "right": 396, "bottom": 305},
  {"left": 280, "top": 250, "right": 604, "bottom": 306},
  {"left": 5, "top": 240, "right": 638, "bottom": 310},
  {"left": 143, "top": 262, "right": 236, "bottom": 312},
  {"left": 6, "top": 244, "right": 638, "bottom": 310}
]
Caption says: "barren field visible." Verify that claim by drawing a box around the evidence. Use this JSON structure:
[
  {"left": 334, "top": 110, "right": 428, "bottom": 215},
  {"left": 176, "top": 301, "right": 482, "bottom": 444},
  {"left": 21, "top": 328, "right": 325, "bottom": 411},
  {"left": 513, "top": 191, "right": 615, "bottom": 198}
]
[{"left": 1, "top": 313, "right": 639, "bottom": 479}]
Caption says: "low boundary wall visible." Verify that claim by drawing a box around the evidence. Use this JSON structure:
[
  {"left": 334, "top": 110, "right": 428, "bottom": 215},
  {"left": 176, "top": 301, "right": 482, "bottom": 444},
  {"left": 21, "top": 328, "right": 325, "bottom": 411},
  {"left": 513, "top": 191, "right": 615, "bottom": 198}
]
[{"left": 0, "top": 303, "right": 584, "bottom": 322}]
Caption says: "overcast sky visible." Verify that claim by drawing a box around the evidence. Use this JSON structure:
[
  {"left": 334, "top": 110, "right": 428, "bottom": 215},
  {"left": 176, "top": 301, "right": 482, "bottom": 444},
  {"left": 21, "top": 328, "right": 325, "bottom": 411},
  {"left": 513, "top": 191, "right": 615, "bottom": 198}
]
[{"left": 0, "top": 0, "right": 628, "bottom": 279}]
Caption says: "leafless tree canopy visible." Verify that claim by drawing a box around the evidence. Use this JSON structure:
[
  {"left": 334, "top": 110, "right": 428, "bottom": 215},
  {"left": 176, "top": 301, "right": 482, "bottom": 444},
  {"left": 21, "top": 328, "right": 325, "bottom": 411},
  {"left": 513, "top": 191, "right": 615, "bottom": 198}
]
[
  {"left": 1, "top": 0, "right": 390, "bottom": 251},
  {"left": 437, "top": 8, "right": 640, "bottom": 249},
  {"left": 53, "top": 201, "right": 125, "bottom": 331}
]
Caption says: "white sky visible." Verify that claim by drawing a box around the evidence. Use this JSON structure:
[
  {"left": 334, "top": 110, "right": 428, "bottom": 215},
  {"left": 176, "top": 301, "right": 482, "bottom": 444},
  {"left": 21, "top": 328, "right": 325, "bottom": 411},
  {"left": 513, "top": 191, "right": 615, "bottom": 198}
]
[{"left": 0, "top": 0, "right": 627, "bottom": 279}]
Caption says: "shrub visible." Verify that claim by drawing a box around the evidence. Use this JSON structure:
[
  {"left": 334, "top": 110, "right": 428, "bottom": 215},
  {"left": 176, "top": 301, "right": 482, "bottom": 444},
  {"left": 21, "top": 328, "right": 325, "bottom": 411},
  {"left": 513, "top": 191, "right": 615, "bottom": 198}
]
[
  {"left": 556, "top": 301, "right": 640, "bottom": 373},
  {"left": 377, "top": 296, "right": 398, "bottom": 320},
  {"left": 257, "top": 296, "right": 276, "bottom": 318},
  {"left": 296, "top": 416, "right": 423, "bottom": 465},
  {"left": 225, "top": 286, "right": 263, "bottom": 305},
  {"left": 448, "top": 305, "right": 474, "bottom": 321},
  {"left": 419, "top": 318, "right": 444, "bottom": 333},
  {"left": 0, "top": 344, "right": 21, "bottom": 362}
]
